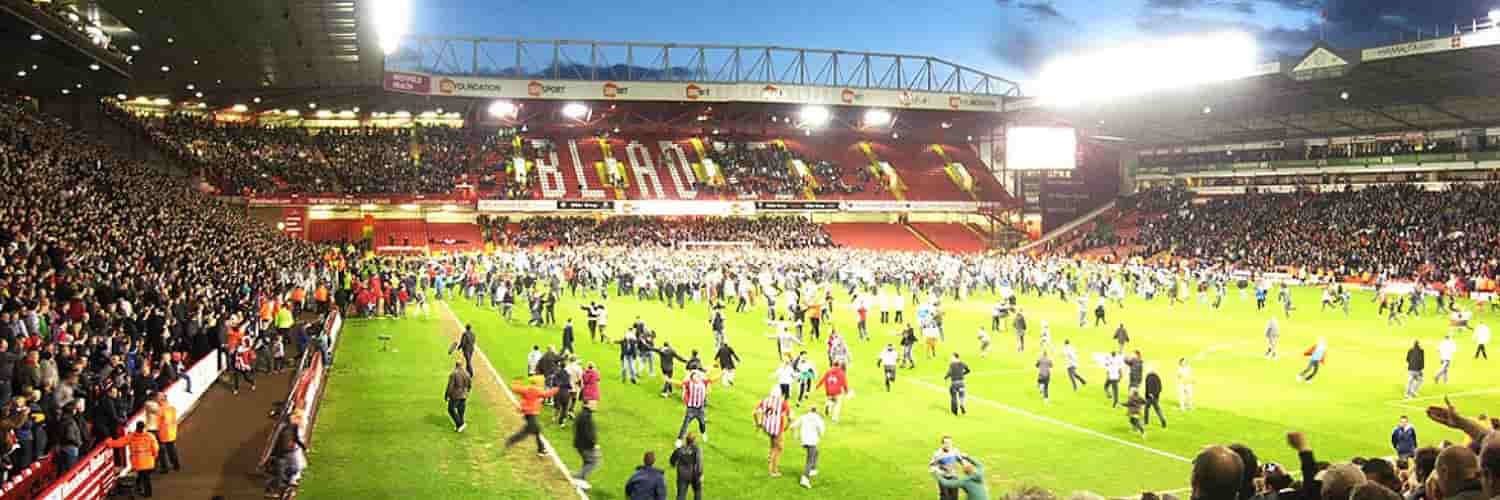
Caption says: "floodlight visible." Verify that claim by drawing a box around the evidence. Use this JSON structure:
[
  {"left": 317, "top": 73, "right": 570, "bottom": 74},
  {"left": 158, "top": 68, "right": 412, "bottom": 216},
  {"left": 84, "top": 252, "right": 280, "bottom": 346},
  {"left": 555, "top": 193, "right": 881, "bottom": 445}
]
[
  {"left": 29, "top": 33, "right": 42, "bottom": 41},
  {"left": 130, "top": 44, "right": 140, "bottom": 52},
  {"left": 712, "top": 129, "right": 720, "bottom": 135},
  {"left": 1036, "top": 31, "right": 1257, "bottom": 106},
  {"left": 339, "top": 110, "right": 355, "bottom": 118},
  {"left": 308, "top": 102, "right": 317, "bottom": 109},
  {"left": 89, "top": 64, "right": 100, "bottom": 71},
  {"left": 316, "top": 110, "right": 333, "bottom": 118},
  {"left": 285, "top": 109, "right": 301, "bottom": 117},
  {"left": 15, "top": 71, "right": 25, "bottom": 77},
  {"left": 186, "top": 84, "right": 195, "bottom": 90},
  {"left": 275, "top": 222, "right": 286, "bottom": 231},
  {"left": 892, "top": 132, "right": 900, "bottom": 139},
  {"left": 60, "top": 89, "right": 70, "bottom": 95},
  {"left": 799, "top": 106, "right": 830, "bottom": 127},
  {"left": 194, "top": 92, "right": 203, "bottom": 98},
  {"left": 1202, "top": 106, "right": 1212, "bottom": 114},
  {"left": 253, "top": 97, "right": 262, "bottom": 103},
  {"left": 374, "top": 0, "right": 411, "bottom": 55},
  {"left": 1339, "top": 91, "right": 1349, "bottom": 100},
  {"left": 116, "top": 94, "right": 127, "bottom": 100},
  {"left": 863, "top": 109, "right": 892, "bottom": 127},
  {"left": 160, "top": 65, "right": 170, "bottom": 72},
  {"left": 562, "top": 103, "right": 589, "bottom": 119},
  {"left": 152, "top": 98, "right": 170, "bottom": 106},
  {"left": 940, "top": 122, "right": 952, "bottom": 129},
  {"left": 232, "top": 104, "right": 248, "bottom": 112},
  {"left": 1491, "top": 9, "right": 1500, "bottom": 22}
]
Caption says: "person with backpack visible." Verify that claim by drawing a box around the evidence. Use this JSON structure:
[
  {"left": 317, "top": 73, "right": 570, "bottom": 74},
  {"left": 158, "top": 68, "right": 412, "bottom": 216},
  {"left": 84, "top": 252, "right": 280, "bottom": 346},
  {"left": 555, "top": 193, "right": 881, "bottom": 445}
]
[{"left": 669, "top": 432, "right": 704, "bottom": 500}]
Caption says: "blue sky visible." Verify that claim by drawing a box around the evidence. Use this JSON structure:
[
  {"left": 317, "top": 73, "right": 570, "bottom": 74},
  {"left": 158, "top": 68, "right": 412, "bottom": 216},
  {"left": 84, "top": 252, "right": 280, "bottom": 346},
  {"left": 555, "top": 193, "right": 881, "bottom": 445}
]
[{"left": 410, "top": 0, "right": 1491, "bottom": 81}]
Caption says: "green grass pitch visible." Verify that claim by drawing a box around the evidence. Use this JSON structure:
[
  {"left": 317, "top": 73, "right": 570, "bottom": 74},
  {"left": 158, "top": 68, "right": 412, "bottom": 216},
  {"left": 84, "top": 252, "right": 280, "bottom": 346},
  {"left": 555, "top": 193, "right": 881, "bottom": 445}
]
[{"left": 303, "top": 284, "right": 1500, "bottom": 499}]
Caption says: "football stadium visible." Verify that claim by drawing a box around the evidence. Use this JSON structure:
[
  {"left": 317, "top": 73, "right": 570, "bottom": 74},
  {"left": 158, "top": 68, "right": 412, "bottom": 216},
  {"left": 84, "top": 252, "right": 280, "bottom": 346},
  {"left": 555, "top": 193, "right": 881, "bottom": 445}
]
[{"left": 2, "top": 1, "right": 1500, "bottom": 500}]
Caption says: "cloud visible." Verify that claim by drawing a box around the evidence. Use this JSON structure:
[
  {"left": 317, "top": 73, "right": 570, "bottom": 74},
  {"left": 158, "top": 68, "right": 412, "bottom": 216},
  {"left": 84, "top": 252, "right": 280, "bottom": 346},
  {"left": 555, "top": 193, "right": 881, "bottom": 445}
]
[
  {"left": 1019, "top": 1, "right": 1069, "bottom": 21},
  {"left": 987, "top": 0, "right": 1080, "bottom": 74}
]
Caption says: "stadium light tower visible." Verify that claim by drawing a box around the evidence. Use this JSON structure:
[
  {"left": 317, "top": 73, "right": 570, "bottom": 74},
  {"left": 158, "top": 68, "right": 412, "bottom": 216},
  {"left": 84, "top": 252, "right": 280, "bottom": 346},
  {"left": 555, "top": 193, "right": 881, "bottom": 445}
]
[
  {"left": 562, "top": 103, "right": 590, "bottom": 120},
  {"left": 863, "top": 109, "right": 892, "bottom": 127},
  {"left": 799, "top": 105, "right": 831, "bottom": 128},
  {"left": 374, "top": 0, "right": 411, "bottom": 55},
  {"left": 488, "top": 100, "right": 518, "bottom": 118}
]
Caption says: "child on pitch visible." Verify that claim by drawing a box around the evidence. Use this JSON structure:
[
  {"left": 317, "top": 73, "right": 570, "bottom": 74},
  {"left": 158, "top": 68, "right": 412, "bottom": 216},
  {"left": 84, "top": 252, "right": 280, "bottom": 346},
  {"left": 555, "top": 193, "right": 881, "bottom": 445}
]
[{"left": 1039, "top": 320, "right": 1052, "bottom": 351}]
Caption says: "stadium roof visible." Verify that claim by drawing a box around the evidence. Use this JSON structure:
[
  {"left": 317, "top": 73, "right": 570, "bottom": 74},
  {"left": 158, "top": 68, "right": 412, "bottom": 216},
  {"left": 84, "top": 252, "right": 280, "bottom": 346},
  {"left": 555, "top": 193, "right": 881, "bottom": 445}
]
[
  {"left": 1017, "top": 34, "right": 1500, "bottom": 148},
  {"left": 93, "top": 0, "right": 386, "bottom": 105}
]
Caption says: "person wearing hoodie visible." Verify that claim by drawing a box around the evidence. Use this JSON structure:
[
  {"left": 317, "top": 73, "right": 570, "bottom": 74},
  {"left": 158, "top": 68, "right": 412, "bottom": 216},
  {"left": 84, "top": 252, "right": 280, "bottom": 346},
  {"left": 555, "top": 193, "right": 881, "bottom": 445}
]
[{"left": 625, "top": 451, "right": 668, "bottom": 500}]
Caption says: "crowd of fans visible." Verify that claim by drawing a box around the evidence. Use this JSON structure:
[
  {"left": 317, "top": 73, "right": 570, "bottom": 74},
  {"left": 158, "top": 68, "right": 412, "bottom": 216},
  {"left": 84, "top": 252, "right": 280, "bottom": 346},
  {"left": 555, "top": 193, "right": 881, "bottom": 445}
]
[
  {"left": 109, "top": 107, "right": 518, "bottom": 196},
  {"left": 0, "top": 94, "right": 321, "bottom": 482},
  {"left": 506, "top": 216, "right": 834, "bottom": 249},
  {"left": 1139, "top": 138, "right": 1492, "bottom": 169},
  {"left": 1131, "top": 184, "right": 1500, "bottom": 281},
  {"left": 700, "top": 142, "right": 871, "bottom": 198}
]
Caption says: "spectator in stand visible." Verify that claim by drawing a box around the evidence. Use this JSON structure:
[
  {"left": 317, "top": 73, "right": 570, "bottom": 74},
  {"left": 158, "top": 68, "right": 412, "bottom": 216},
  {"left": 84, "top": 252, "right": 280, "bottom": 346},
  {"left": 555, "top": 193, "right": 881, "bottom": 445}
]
[{"left": 1192, "top": 445, "right": 1244, "bottom": 500}]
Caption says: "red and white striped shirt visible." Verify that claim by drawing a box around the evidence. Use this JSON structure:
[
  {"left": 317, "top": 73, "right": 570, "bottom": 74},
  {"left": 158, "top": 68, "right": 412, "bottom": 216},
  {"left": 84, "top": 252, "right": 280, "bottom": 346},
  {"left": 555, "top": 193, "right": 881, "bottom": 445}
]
[
  {"left": 682, "top": 378, "right": 713, "bottom": 408},
  {"left": 756, "top": 395, "right": 790, "bottom": 435}
]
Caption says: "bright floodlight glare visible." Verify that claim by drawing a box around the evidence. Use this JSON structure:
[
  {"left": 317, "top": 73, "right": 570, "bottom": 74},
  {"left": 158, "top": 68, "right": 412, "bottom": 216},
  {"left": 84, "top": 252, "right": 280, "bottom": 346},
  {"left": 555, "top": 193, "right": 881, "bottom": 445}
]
[
  {"left": 1339, "top": 91, "right": 1349, "bottom": 100},
  {"left": 863, "top": 109, "right": 892, "bottom": 126},
  {"left": 561, "top": 103, "right": 589, "bottom": 119},
  {"left": 29, "top": 33, "right": 42, "bottom": 41},
  {"left": 1491, "top": 9, "right": 1500, "bottom": 21},
  {"left": 232, "top": 104, "right": 248, "bottom": 112},
  {"left": 1036, "top": 31, "right": 1257, "bottom": 107},
  {"left": 799, "top": 105, "right": 831, "bottom": 127},
  {"left": 373, "top": 0, "right": 411, "bottom": 55},
  {"left": 488, "top": 100, "right": 517, "bottom": 118}
]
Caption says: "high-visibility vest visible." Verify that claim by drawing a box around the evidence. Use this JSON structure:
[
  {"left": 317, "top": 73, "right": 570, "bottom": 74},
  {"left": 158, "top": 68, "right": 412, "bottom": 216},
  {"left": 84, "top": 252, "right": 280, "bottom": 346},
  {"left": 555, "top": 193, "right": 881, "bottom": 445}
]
[
  {"left": 158, "top": 405, "right": 179, "bottom": 443},
  {"left": 110, "top": 432, "right": 159, "bottom": 471}
]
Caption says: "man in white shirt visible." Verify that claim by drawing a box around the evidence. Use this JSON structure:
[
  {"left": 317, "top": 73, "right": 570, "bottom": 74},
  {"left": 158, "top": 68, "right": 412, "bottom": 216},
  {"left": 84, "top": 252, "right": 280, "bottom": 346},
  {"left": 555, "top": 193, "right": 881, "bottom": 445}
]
[
  {"left": 1177, "top": 358, "right": 1194, "bottom": 411},
  {"left": 525, "top": 345, "right": 543, "bottom": 375},
  {"left": 1104, "top": 352, "right": 1124, "bottom": 408},
  {"left": 793, "top": 407, "right": 826, "bottom": 488},
  {"left": 1063, "top": 340, "right": 1087, "bottom": 391},
  {"left": 1475, "top": 323, "right": 1490, "bottom": 360},
  {"left": 1436, "top": 335, "right": 1457, "bottom": 383},
  {"left": 877, "top": 345, "right": 900, "bottom": 391}
]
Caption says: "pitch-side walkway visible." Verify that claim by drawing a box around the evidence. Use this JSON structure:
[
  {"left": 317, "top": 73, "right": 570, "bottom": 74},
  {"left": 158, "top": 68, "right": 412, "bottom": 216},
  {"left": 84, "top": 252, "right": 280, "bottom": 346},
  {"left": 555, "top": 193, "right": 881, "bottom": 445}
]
[{"left": 152, "top": 365, "right": 296, "bottom": 500}]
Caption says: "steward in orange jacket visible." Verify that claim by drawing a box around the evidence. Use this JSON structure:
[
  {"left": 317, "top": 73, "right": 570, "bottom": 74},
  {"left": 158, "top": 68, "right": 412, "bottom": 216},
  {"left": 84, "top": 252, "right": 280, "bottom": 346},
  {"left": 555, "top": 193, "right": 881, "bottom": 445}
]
[
  {"left": 107, "top": 422, "right": 160, "bottom": 497},
  {"left": 155, "top": 394, "right": 181, "bottom": 472}
]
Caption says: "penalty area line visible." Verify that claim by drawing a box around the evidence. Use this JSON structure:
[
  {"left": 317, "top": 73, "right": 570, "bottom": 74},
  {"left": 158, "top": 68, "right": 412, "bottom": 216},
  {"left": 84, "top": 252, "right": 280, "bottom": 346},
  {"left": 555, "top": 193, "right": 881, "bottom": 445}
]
[{"left": 909, "top": 379, "right": 1191, "bottom": 464}]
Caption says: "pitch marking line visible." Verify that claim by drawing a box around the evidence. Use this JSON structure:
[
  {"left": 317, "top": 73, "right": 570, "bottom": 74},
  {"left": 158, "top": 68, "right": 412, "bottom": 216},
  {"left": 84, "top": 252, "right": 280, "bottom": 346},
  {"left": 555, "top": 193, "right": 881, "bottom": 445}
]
[
  {"left": 1383, "top": 388, "right": 1500, "bottom": 410},
  {"left": 439, "top": 301, "right": 590, "bottom": 500},
  {"left": 909, "top": 379, "right": 1192, "bottom": 465}
]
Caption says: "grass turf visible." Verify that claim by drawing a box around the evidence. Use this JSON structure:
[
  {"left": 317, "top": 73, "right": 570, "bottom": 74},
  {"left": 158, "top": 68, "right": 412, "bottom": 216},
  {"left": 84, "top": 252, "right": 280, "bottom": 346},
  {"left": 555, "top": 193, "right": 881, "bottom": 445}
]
[{"left": 309, "top": 284, "right": 1500, "bottom": 499}]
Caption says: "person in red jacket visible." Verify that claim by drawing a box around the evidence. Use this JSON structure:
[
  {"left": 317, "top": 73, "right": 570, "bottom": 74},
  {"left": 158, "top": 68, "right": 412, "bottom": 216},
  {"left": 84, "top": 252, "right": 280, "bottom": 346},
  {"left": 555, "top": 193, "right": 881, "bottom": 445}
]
[
  {"left": 814, "top": 362, "right": 850, "bottom": 423},
  {"left": 505, "top": 375, "right": 559, "bottom": 456}
]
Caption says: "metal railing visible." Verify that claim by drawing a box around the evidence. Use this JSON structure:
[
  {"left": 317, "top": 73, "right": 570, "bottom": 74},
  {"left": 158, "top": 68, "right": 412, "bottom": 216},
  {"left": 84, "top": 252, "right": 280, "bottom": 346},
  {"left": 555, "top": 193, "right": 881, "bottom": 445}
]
[{"left": 386, "top": 35, "right": 1022, "bottom": 97}]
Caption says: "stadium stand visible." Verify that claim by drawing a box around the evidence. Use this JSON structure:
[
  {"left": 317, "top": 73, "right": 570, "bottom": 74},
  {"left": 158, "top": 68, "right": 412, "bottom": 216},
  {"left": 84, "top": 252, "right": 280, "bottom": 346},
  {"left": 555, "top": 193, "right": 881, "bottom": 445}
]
[
  {"left": 823, "top": 223, "right": 932, "bottom": 251},
  {"left": 0, "top": 93, "right": 329, "bottom": 495},
  {"left": 908, "top": 223, "right": 988, "bottom": 253},
  {"left": 106, "top": 107, "right": 1010, "bottom": 204}
]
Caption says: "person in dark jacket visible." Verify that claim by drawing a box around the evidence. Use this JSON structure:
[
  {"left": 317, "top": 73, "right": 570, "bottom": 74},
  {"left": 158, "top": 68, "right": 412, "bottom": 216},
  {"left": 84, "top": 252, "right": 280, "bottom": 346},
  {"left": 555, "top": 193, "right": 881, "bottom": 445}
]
[
  {"left": 713, "top": 343, "right": 740, "bottom": 387},
  {"left": 1405, "top": 341, "right": 1425, "bottom": 399},
  {"left": 57, "top": 399, "right": 86, "bottom": 471},
  {"left": 1391, "top": 416, "right": 1418, "bottom": 460},
  {"left": 669, "top": 433, "right": 704, "bottom": 500},
  {"left": 445, "top": 361, "right": 471, "bottom": 433},
  {"left": 572, "top": 400, "right": 600, "bottom": 491},
  {"left": 457, "top": 325, "right": 477, "bottom": 377},
  {"left": 1144, "top": 365, "right": 1166, "bottom": 428},
  {"left": 625, "top": 451, "right": 667, "bottom": 500},
  {"left": 561, "top": 319, "right": 576, "bottom": 354}
]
